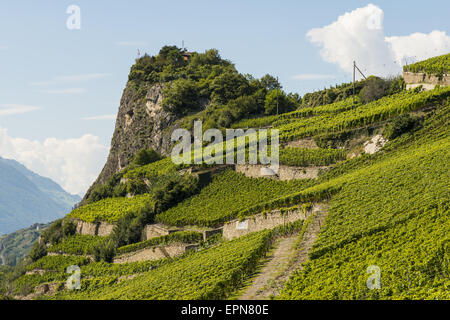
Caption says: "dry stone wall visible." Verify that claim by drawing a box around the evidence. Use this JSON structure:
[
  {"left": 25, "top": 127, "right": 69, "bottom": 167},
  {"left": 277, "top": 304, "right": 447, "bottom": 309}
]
[
  {"left": 235, "top": 164, "right": 327, "bottom": 180},
  {"left": 403, "top": 71, "right": 450, "bottom": 90},
  {"left": 113, "top": 244, "right": 198, "bottom": 264},
  {"left": 223, "top": 203, "right": 324, "bottom": 240},
  {"left": 284, "top": 138, "right": 319, "bottom": 149},
  {"left": 74, "top": 219, "right": 115, "bottom": 237}
]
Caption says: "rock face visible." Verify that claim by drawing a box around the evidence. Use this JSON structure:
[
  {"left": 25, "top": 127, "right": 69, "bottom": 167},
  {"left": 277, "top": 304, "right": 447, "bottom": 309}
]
[
  {"left": 363, "top": 135, "right": 387, "bottom": 155},
  {"left": 83, "top": 83, "right": 180, "bottom": 201}
]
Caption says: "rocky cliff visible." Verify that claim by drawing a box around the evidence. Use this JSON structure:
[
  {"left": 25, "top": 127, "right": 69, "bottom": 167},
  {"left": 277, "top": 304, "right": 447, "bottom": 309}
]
[{"left": 83, "top": 82, "right": 180, "bottom": 200}]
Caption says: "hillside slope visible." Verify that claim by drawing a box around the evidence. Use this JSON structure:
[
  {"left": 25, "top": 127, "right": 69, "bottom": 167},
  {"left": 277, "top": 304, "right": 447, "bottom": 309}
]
[{"left": 6, "top": 52, "right": 449, "bottom": 301}]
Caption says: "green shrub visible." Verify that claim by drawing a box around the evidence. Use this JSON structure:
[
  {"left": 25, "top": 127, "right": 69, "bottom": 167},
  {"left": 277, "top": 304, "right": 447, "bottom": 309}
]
[
  {"left": 131, "top": 148, "right": 161, "bottom": 167},
  {"left": 40, "top": 220, "right": 63, "bottom": 245},
  {"left": 62, "top": 220, "right": 77, "bottom": 238},
  {"left": 93, "top": 240, "right": 117, "bottom": 263},
  {"left": 29, "top": 242, "right": 47, "bottom": 262},
  {"left": 384, "top": 114, "right": 422, "bottom": 140},
  {"left": 162, "top": 79, "right": 200, "bottom": 115}
]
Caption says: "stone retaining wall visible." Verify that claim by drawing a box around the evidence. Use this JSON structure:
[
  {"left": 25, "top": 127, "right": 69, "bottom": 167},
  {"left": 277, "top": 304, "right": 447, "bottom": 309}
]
[
  {"left": 223, "top": 203, "right": 323, "bottom": 240},
  {"left": 403, "top": 71, "right": 449, "bottom": 90},
  {"left": 113, "top": 244, "right": 198, "bottom": 264},
  {"left": 74, "top": 219, "right": 115, "bottom": 237},
  {"left": 235, "top": 164, "right": 327, "bottom": 180},
  {"left": 284, "top": 138, "right": 318, "bottom": 149},
  {"left": 144, "top": 224, "right": 182, "bottom": 240}
]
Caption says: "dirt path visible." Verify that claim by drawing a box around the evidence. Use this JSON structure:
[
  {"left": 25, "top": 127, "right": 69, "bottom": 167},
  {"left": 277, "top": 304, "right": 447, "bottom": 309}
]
[{"left": 239, "top": 209, "right": 328, "bottom": 300}]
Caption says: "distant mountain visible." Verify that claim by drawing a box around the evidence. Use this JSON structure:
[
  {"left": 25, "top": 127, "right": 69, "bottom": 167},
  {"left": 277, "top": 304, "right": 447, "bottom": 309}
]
[{"left": 0, "top": 157, "right": 80, "bottom": 235}]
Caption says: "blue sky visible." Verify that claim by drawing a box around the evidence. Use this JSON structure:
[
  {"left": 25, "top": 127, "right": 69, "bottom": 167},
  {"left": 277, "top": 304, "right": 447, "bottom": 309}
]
[{"left": 0, "top": 0, "right": 449, "bottom": 194}]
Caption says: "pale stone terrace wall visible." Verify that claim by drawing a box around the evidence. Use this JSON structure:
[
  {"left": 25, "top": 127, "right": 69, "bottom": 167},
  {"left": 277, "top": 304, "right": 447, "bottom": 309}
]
[
  {"left": 144, "top": 224, "right": 182, "bottom": 240},
  {"left": 284, "top": 138, "right": 319, "bottom": 149},
  {"left": 403, "top": 71, "right": 450, "bottom": 85},
  {"left": 403, "top": 71, "right": 449, "bottom": 91},
  {"left": 113, "top": 244, "right": 198, "bottom": 264},
  {"left": 74, "top": 219, "right": 115, "bottom": 237},
  {"left": 222, "top": 203, "right": 324, "bottom": 240},
  {"left": 235, "top": 164, "right": 327, "bottom": 180}
]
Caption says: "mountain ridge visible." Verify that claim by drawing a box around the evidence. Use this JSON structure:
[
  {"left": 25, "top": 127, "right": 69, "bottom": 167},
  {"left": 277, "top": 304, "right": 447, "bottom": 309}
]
[{"left": 0, "top": 156, "right": 80, "bottom": 235}]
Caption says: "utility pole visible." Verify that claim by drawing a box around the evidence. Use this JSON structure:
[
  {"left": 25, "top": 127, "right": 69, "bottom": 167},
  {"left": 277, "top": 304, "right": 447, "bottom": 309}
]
[
  {"left": 353, "top": 61, "right": 356, "bottom": 104},
  {"left": 353, "top": 61, "right": 367, "bottom": 104}
]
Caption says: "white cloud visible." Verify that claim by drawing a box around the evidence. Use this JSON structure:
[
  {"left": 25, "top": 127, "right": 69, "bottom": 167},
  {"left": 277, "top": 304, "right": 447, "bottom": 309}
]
[
  {"left": 0, "top": 128, "right": 108, "bottom": 195},
  {"left": 82, "top": 114, "right": 116, "bottom": 120},
  {"left": 115, "top": 41, "right": 147, "bottom": 46},
  {"left": 30, "top": 73, "right": 112, "bottom": 86},
  {"left": 40, "top": 88, "right": 86, "bottom": 94},
  {"left": 292, "top": 74, "right": 336, "bottom": 80},
  {"left": 306, "top": 3, "right": 450, "bottom": 78},
  {"left": 0, "top": 104, "right": 40, "bottom": 116}
]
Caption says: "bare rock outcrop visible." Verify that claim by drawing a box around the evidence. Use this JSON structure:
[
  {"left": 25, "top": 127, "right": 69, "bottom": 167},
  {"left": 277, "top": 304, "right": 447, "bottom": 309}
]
[{"left": 83, "top": 83, "right": 180, "bottom": 201}]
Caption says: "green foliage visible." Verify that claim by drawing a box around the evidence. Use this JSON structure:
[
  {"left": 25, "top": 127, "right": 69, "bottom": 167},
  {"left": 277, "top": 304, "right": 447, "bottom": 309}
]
[
  {"left": 404, "top": 53, "right": 450, "bottom": 77},
  {"left": 0, "top": 223, "right": 49, "bottom": 267},
  {"left": 152, "top": 172, "right": 200, "bottom": 213},
  {"left": 301, "top": 79, "right": 365, "bottom": 107},
  {"left": 62, "top": 220, "right": 77, "bottom": 238},
  {"left": 155, "top": 170, "right": 314, "bottom": 227},
  {"left": 358, "top": 76, "right": 391, "bottom": 104},
  {"left": 40, "top": 219, "right": 63, "bottom": 245},
  {"left": 383, "top": 113, "right": 422, "bottom": 140},
  {"left": 51, "top": 230, "right": 274, "bottom": 300},
  {"left": 279, "top": 147, "right": 346, "bottom": 167},
  {"left": 47, "top": 235, "right": 107, "bottom": 256},
  {"left": 26, "top": 255, "right": 91, "bottom": 273},
  {"left": 232, "top": 97, "right": 358, "bottom": 129},
  {"left": 131, "top": 148, "right": 161, "bottom": 167},
  {"left": 276, "top": 87, "right": 450, "bottom": 142},
  {"left": 110, "top": 201, "right": 155, "bottom": 247},
  {"left": 264, "top": 89, "right": 297, "bottom": 115},
  {"left": 123, "top": 157, "right": 176, "bottom": 180},
  {"left": 68, "top": 194, "right": 154, "bottom": 223},
  {"left": 162, "top": 79, "right": 200, "bottom": 115},
  {"left": 116, "top": 231, "right": 204, "bottom": 255},
  {"left": 85, "top": 172, "right": 126, "bottom": 204},
  {"left": 29, "top": 242, "right": 47, "bottom": 262},
  {"left": 278, "top": 132, "right": 450, "bottom": 299},
  {"left": 93, "top": 239, "right": 117, "bottom": 263}
]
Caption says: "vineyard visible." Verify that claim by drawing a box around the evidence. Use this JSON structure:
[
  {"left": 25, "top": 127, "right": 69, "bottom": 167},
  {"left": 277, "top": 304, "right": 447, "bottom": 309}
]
[
  {"left": 155, "top": 170, "right": 315, "bottom": 227},
  {"left": 116, "top": 231, "right": 204, "bottom": 255},
  {"left": 278, "top": 107, "right": 450, "bottom": 299},
  {"left": 276, "top": 87, "right": 450, "bottom": 141},
  {"left": 5, "top": 53, "right": 450, "bottom": 301},
  {"left": 404, "top": 53, "right": 450, "bottom": 76},
  {"left": 279, "top": 147, "right": 346, "bottom": 167},
  {"left": 67, "top": 194, "right": 154, "bottom": 223},
  {"left": 48, "top": 230, "right": 273, "bottom": 299},
  {"left": 47, "top": 235, "right": 107, "bottom": 256}
]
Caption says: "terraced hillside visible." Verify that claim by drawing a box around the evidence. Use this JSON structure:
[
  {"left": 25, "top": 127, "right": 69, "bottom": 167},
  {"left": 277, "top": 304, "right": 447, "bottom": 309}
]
[{"left": 3, "top": 52, "right": 449, "bottom": 300}]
